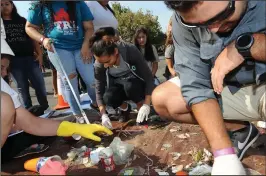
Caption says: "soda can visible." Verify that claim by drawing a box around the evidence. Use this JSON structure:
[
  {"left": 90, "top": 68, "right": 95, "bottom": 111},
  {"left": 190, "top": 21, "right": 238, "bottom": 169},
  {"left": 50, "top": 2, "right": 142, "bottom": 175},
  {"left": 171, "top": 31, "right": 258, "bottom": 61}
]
[
  {"left": 99, "top": 148, "right": 115, "bottom": 172},
  {"left": 101, "top": 156, "right": 115, "bottom": 172}
]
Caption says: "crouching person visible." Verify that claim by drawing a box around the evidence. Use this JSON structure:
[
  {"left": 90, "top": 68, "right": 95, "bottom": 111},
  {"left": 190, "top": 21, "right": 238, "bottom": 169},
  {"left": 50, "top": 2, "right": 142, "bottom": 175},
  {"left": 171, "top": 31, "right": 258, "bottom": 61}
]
[{"left": 90, "top": 27, "right": 154, "bottom": 128}]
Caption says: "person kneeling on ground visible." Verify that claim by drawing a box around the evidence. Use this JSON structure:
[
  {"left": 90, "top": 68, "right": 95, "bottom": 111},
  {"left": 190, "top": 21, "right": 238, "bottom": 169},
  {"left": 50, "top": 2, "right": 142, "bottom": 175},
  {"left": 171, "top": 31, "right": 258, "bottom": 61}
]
[
  {"left": 1, "top": 78, "right": 113, "bottom": 149},
  {"left": 152, "top": 1, "right": 266, "bottom": 175},
  {"left": 90, "top": 27, "right": 155, "bottom": 129}
]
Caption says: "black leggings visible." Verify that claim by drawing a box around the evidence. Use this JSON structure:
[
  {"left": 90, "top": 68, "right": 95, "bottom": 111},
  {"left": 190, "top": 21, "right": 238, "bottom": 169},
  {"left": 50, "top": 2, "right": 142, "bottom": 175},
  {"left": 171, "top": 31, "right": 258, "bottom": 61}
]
[
  {"left": 1, "top": 132, "right": 45, "bottom": 163},
  {"left": 103, "top": 78, "right": 145, "bottom": 108}
]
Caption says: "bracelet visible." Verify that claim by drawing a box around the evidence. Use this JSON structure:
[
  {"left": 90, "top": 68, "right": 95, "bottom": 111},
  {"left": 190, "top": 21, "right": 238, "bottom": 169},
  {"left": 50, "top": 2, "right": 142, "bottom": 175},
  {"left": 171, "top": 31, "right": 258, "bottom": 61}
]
[
  {"left": 213, "top": 147, "right": 235, "bottom": 158},
  {"left": 40, "top": 37, "right": 46, "bottom": 45}
]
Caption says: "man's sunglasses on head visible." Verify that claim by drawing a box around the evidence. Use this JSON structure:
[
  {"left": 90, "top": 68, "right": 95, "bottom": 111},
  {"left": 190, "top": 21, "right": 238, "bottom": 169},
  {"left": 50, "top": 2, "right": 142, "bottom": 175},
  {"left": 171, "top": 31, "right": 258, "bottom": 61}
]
[{"left": 179, "top": 0, "right": 235, "bottom": 28}]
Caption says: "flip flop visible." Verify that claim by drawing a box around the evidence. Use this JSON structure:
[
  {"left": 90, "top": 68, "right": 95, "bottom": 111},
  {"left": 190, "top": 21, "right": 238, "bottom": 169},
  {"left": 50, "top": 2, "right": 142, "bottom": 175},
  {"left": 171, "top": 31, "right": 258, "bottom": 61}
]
[{"left": 14, "top": 144, "right": 49, "bottom": 159}]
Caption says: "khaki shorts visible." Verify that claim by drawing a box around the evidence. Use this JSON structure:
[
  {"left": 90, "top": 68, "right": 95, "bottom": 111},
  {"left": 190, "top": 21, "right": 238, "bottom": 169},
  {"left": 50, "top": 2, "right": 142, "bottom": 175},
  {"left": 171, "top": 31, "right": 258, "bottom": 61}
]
[{"left": 169, "top": 77, "right": 266, "bottom": 121}]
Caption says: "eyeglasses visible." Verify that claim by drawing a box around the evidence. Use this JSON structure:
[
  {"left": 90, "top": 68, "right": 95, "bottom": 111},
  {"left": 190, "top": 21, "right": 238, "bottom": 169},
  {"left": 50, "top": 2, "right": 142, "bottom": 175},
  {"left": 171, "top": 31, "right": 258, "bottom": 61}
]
[{"left": 179, "top": 0, "right": 235, "bottom": 28}]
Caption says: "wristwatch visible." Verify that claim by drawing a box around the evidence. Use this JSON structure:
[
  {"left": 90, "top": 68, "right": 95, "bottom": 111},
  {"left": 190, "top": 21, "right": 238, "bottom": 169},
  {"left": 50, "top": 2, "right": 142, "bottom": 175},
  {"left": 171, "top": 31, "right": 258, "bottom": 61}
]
[{"left": 235, "top": 33, "right": 254, "bottom": 59}]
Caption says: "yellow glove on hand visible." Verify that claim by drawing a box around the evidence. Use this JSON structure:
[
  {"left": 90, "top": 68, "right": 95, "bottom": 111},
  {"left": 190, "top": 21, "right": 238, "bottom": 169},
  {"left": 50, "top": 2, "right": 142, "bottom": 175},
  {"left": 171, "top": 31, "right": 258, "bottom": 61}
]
[{"left": 57, "top": 121, "right": 113, "bottom": 142}]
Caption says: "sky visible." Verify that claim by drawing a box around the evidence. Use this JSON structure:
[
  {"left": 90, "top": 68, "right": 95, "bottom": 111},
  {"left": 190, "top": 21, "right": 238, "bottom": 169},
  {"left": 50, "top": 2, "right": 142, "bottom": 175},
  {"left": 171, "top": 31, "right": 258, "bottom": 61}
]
[{"left": 14, "top": 1, "right": 173, "bottom": 33}]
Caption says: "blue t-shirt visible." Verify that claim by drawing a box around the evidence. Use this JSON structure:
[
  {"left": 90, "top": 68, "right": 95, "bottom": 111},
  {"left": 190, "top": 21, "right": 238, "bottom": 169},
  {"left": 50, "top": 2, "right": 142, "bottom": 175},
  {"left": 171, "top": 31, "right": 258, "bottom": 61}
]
[{"left": 27, "top": 1, "right": 94, "bottom": 50}]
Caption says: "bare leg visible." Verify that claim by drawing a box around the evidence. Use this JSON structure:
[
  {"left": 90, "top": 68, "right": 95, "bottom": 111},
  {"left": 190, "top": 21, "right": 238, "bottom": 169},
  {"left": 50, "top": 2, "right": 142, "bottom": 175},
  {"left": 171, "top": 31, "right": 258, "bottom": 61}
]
[
  {"left": 1, "top": 92, "right": 16, "bottom": 147},
  {"left": 52, "top": 69, "right": 58, "bottom": 95},
  {"left": 152, "top": 81, "right": 246, "bottom": 131}
]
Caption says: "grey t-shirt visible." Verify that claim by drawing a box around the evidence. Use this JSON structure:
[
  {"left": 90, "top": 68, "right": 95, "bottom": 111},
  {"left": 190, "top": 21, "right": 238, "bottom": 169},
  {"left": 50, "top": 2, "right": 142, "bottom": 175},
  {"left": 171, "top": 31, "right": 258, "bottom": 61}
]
[
  {"left": 172, "top": 1, "right": 266, "bottom": 107},
  {"left": 165, "top": 44, "right": 174, "bottom": 59},
  {"left": 140, "top": 45, "right": 160, "bottom": 71},
  {"left": 108, "top": 54, "right": 131, "bottom": 77}
]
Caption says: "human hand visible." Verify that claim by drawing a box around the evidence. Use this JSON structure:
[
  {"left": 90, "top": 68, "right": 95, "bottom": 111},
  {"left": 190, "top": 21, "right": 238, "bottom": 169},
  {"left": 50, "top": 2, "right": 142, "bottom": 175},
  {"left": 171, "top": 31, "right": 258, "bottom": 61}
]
[
  {"left": 211, "top": 42, "right": 244, "bottom": 94},
  {"left": 212, "top": 154, "right": 246, "bottom": 175},
  {"left": 43, "top": 38, "right": 54, "bottom": 52},
  {"left": 101, "top": 114, "right": 113, "bottom": 129},
  {"left": 57, "top": 121, "right": 113, "bottom": 142},
  {"left": 81, "top": 43, "right": 92, "bottom": 64},
  {"left": 136, "top": 104, "right": 150, "bottom": 123}
]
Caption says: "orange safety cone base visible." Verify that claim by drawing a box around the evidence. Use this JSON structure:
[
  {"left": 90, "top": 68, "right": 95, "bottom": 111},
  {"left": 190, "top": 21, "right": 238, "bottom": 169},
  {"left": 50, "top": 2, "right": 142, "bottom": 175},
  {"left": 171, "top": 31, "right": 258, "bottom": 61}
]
[{"left": 54, "top": 95, "right": 70, "bottom": 110}]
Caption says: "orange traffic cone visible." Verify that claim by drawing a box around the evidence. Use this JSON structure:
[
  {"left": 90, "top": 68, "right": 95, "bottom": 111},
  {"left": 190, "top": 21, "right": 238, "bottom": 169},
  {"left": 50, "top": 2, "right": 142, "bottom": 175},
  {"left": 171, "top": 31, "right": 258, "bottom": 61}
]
[{"left": 54, "top": 75, "right": 69, "bottom": 110}]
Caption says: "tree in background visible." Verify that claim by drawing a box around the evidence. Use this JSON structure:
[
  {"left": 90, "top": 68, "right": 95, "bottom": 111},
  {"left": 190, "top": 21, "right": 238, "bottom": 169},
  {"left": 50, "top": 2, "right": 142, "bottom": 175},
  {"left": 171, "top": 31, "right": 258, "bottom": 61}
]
[{"left": 112, "top": 2, "right": 166, "bottom": 54}]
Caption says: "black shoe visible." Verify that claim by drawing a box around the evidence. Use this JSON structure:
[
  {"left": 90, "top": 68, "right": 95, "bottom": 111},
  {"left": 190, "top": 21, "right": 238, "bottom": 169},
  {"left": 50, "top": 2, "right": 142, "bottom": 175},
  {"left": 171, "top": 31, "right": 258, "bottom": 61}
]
[
  {"left": 230, "top": 122, "right": 260, "bottom": 160},
  {"left": 119, "top": 104, "right": 131, "bottom": 122},
  {"left": 28, "top": 105, "right": 48, "bottom": 116}
]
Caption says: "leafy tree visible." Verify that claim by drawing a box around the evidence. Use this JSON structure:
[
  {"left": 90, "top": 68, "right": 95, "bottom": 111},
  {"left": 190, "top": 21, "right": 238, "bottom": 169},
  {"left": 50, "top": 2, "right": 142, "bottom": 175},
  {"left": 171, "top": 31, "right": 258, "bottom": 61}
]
[{"left": 112, "top": 2, "right": 166, "bottom": 48}]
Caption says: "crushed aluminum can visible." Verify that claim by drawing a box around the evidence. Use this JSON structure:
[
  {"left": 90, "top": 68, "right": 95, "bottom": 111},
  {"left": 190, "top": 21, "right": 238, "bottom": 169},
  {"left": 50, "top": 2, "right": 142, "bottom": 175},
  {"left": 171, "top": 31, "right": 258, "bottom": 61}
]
[{"left": 99, "top": 147, "right": 115, "bottom": 172}]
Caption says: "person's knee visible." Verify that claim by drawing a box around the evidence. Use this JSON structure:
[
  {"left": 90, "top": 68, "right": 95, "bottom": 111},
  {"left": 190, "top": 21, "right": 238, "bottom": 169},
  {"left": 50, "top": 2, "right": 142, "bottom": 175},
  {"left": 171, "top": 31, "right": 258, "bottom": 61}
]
[
  {"left": 103, "top": 91, "right": 120, "bottom": 108},
  {"left": 124, "top": 81, "right": 144, "bottom": 101},
  {"left": 152, "top": 82, "right": 188, "bottom": 120},
  {"left": 152, "top": 85, "right": 168, "bottom": 114}
]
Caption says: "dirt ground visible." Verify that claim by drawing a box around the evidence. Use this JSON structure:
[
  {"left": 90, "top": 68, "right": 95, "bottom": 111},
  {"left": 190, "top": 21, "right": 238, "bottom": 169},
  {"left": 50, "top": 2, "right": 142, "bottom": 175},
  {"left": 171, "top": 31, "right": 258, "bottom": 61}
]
[
  {"left": 3, "top": 60, "right": 265, "bottom": 175},
  {"left": 1, "top": 110, "right": 266, "bottom": 175}
]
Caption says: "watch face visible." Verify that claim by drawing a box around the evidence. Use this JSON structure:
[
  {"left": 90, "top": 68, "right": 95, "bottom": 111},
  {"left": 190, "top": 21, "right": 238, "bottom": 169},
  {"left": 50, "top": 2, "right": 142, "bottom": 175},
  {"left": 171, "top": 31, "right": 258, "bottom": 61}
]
[{"left": 237, "top": 35, "right": 252, "bottom": 48}]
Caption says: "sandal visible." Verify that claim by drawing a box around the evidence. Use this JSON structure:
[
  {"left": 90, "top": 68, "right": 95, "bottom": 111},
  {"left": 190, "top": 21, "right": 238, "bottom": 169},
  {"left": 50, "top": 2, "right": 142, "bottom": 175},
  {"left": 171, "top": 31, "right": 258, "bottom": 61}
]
[{"left": 14, "top": 144, "right": 49, "bottom": 158}]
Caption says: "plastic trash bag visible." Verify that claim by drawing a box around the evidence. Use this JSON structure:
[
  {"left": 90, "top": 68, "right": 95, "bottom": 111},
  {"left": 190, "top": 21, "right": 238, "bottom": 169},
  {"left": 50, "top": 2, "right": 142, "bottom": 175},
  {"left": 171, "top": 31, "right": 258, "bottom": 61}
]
[
  {"left": 188, "top": 164, "right": 212, "bottom": 175},
  {"left": 109, "top": 137, "right": 134, "bottom": 165},
  {"left": 118, "top": 166, "right": 145, "bottom": 175}
]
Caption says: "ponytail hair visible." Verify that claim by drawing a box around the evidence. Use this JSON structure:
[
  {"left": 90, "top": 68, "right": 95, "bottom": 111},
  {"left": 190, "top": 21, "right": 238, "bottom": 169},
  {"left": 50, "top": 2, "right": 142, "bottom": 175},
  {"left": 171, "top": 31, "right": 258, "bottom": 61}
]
[{"left": 90, "top": 27, "right": 117, "bottom": 57}]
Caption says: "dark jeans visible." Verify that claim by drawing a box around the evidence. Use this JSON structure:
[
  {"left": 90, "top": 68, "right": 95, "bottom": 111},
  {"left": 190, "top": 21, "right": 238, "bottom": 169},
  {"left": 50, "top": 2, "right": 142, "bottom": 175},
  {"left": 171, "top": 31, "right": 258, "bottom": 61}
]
[
  {"left": 10, "top": 56, "right": 48, "bottom": 109},
  {"left": 103, "top": 77, "right": 145, "bottom": 108}
]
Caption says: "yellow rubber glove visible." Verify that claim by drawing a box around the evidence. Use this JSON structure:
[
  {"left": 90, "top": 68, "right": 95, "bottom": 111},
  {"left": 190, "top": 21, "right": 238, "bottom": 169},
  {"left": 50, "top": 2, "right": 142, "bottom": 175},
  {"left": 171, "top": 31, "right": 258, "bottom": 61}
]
[{"left": 57, "top": 121, "right": 113, "bottom": 142}]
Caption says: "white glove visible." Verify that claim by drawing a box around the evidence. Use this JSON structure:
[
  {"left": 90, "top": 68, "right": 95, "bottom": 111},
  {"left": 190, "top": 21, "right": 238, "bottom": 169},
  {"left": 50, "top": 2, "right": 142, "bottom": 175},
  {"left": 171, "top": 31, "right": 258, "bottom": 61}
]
[
  {"left": 212, "top": 154, "right": 246, "bottom": 175},
  {"left": 136, "top": 104, "right": 150, "bottom": 123},
  {"left": 101, "top": 114, "right": 113, "bottom": 129}
]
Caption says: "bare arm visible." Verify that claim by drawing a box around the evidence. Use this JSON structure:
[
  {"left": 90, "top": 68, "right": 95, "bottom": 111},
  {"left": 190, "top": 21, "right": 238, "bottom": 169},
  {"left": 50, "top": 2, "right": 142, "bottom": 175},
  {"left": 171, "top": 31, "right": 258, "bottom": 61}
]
[
  {"left": 251, "top": 33, "right": 266, "bottom": 62},
  {"left": 33, "top": 40, "right": 42, "bottom": 56},
  {"left": 25, "top": 21, "right": 44, "bottom": 42},
  {"left": 151, "top": 62, "right": 158, "bottom": 77},
  {"left": 82, "top": 21, "right": 94, "bottom": 46},
  {"left": 166, "top": 57, "right": 176, "bottom": 77},
  {"left": 191, "top": 99, "right": 232, "bottom": 151},
  {"left": 15, "top": 107, "right": 61, "bottom": 136},
  {"left": 166, "top": 58, "right": 174, "bottom": 70}
]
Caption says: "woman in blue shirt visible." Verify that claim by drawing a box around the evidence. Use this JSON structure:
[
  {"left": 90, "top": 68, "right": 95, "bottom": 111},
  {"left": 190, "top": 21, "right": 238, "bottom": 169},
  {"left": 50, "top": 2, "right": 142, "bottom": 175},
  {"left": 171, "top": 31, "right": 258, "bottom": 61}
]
[{"left": 25, "top": 1, "right": 97, "bottom": 121}]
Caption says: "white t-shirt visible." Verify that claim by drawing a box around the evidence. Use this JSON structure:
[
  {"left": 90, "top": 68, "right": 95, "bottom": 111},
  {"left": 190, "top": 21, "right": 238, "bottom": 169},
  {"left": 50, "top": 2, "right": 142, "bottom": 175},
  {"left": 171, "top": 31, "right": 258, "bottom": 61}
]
[
  {"left": 85, "top": 1, "right": 118, "bottom": 32},
  {"left": 1, "top": 77, "right": 21, "bottom": 109}
]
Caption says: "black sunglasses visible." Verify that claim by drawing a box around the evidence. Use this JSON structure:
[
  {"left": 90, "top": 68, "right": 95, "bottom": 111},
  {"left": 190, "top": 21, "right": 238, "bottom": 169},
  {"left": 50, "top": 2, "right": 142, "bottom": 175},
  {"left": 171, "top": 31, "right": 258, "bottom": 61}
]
[{"left": 179, "top": 0, "right": 235, "bottom": 28}]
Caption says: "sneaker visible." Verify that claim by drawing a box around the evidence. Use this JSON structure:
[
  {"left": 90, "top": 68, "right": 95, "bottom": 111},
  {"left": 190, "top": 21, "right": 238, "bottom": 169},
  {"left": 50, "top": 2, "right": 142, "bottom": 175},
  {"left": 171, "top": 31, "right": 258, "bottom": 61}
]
[
  {"left": 230, "top": 122, "right": 260, "bottom": 160},
  {"left": 14, "top": 144, "right": 49, "bottom": 158},
  {"left": 119, "top": 104, "right": 131, "bottom": 122}
]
